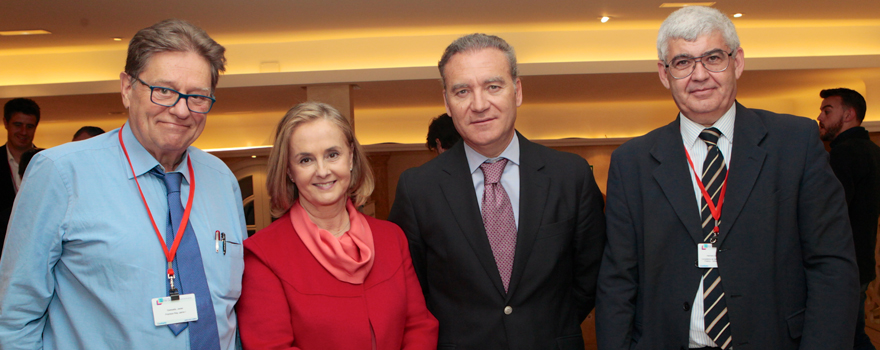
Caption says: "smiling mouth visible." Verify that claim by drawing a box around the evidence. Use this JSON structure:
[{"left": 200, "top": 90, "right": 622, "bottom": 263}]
[
  {"left": 472, "top": 118, "right": 495, "bottom": 125},
  {"left": 314, "top": 180, "right": 336, "bottom": 189},
  {"left": 690, "top": 87, "right": 715, "bottom": 94}
]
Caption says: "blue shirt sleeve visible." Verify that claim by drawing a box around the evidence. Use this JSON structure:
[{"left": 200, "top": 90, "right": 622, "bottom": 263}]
[{"left": 0, "top": 153, "right": 68, "bottom": 349}]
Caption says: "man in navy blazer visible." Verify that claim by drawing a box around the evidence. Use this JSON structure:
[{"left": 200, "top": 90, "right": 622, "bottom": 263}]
[
  {"left": 1, "top": 98, "right": 40, "bottom": 258},
  {"left": 596, "top": 6, "right": 858, "bottom": 350},
  {"left": 389, "top": 33, "right": 606, "bottom": 350}
]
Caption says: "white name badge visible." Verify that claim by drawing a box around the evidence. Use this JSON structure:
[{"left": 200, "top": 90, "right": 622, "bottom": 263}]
[
  {"left": 697, "top": 243, "right": 718, "bottom": 268},
  {"left": 151, "top": 294, "right": 199, "bottom": 326}
]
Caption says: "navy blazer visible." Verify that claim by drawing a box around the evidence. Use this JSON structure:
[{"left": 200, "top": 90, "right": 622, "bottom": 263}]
[
  {"left": 0, "top": 145, "right": 15, "bottom": 258},
  {"left": 389, "top": 132, "right": 606, "bottom": 350},
  {"left": 596, "top": 103, "right": 859, "bottom": 350}
]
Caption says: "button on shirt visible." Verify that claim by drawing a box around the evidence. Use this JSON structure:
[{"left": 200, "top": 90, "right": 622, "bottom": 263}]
[
  {"left": 680, "top": 103, "right": 735, "bottom": 348},
  {"left": 464, "top": 136, "right": 521, "bottom": 227},
  {"left": 0, "top": 124, "right": 247, "bottom": 350}
]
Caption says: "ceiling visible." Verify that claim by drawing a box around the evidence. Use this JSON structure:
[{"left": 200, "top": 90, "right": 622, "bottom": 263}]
[
  {"left": 3, "top": 0, "right": 879, "bottom": 51},
  {"left": 2, "top": 0, "right": 880, "bottom": 149}
]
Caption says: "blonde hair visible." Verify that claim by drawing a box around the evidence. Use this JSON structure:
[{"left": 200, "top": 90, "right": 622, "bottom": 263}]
[{"left": 266, "top": 102, "right": 374, "bottom": 217}]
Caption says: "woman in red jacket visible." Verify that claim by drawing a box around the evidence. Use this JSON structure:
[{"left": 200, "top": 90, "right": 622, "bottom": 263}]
[{"left": 237, "top": 102, "right": 438, "bottom": 350}]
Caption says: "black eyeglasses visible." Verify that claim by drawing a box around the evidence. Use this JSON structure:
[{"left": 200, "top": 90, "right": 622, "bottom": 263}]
[
  {"left": 133, "top": 76, "right": 215, "bottom": 113},
  {"left": 665, "top": 49, "right": 735, "bottom": 79}
]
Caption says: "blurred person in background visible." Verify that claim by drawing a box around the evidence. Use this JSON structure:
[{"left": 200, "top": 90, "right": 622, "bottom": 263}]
[
  {"left": 72, "top": 126, "right": 105, "bottom": 141},
  {"left": 426, "top": 113, "right": 460, "bottom": 154},
  {"left": 0, "top": 97, "right": 39, "bottom": 260}
]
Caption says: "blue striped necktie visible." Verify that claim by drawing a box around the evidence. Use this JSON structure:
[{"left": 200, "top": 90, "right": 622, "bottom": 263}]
[{"left": 152, "top": 168, "right": 220, "bottom": 350}]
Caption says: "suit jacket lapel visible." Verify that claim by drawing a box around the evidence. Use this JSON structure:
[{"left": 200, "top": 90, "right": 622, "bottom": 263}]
[
  {"left": 651, "top": 118, "right": 705, "bottom": 245},
  {"left": 439, "top": 142, "right": 508, "bottom": 296},
  {"left": 717, "top": 102, "right": 767, "bottom": 247},
  {"left": 505, "top": 133, "right": 548, "bottom": 300}
]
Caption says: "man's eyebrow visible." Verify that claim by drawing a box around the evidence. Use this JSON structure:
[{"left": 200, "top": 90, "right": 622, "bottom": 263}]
[
  {"left": 151, "top": 79, "right": 212, "bottom": 94},
  {"left": 484, "top": 77, "right": 505, "bottom": 84},
  {"left": 670, "top": 48, "right": 726, "bottom": 60},
  {"left": 451, "top": 83, "right": 470, "bottom": 91}
]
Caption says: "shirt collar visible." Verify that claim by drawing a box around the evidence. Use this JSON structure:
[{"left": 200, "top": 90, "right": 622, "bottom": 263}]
[
  {"left": 464, "top": 133, "right": 521, "bottom": 175},
  {"left": 5, "top": 144, "right": 15, "bottom": 167},
  {"left": 680, "top": 103, "right": 736, "bottom": 148},
  {"left": 120, "top": 122, "right": 191, "bottom": 183},
  {"left": 830, "top": 126, "right": 868, "bottom": 148}
]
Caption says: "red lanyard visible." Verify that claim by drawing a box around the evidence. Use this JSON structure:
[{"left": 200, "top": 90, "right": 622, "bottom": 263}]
[
  {"left": 684, "top": 145, "right": 728, "bottom": 234},
  {"left": 118, "top": 125, "right": 195, "bottom": 280}
]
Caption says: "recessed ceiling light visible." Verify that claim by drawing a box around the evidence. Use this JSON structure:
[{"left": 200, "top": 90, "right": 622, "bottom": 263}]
[
  {"left": 0, "top": 29, "right": 51, "bottom": 36},
  {"left": 600, "top": 16, "right": 611, "bottom": 23},
  {"left": 659, "top": 2, "right": 716, "bottom": 8},
  {"left": 733, "top": 13, "right": 743, "bottom": 18},
  {"left": 112, "top": 37, "right": 123, "bottom": 41}
]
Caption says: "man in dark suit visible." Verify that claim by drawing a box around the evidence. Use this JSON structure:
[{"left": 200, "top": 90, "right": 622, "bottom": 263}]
[
  {"left": 818, "top": 88, "right": 880, "bottom": 350},
  {"left": 596, "top": 6, "right": 858, "bottom": 350},
  {"left": 1, "top": 98, "right": 40, "bottom": 258},
  {"left": 388, "top": 33, "right": 606, "bottom": 350}
]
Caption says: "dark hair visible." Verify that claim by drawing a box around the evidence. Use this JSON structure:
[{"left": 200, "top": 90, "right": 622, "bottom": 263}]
[
  {"left": 4, "top": 98, "right": 40, "bottom": 124},
  {"left": 820, "top": 88, "right": 867, "bottom": 122},
  {"left": 73, "top": 126, "right": 105, "bottom": 140},
  {"left": 426, "top": 113, "right": 461, "bottom": 151},
  {"left": 125, "top": 19, "right": 226, "bottom": 92},
  {"left": 438, "top": 33, "right": 517, "bottom": 89},
  {"left": 19, "top": 148, "right": 44, "bottom": 178}
]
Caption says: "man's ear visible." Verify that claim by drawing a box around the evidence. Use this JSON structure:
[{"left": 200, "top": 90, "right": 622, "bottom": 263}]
[
  {"left": 658, "top": 61, "right": 671, "bottom": 90},
  {"left": 733, "top": 47, "right": 745, "bottom": 80},
  {"left": 443, "top": 90, "right": 452, "bottom": 116},
  {"left": 120, "top": 72, "right": 133, "bottom": 109},
  {"left": 844, "top": 107, "right": 858, "bottom": 123}
]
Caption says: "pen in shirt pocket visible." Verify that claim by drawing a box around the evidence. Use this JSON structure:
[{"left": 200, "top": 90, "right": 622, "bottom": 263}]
[
  {"left": 215, "top": 230, "right": 221, "bottom": 253},
  {"left": 216, "top": 232, "right": 240, "bottom": 255}
]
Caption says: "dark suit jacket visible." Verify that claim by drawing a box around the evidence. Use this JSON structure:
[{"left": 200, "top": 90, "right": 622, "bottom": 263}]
[
  {"left": 0, "top": 145, "right": 15, "bottom": 258},
  {"left": 388, "top": 132, "right": 606, "bottom": 350},
  {"left": 596, "top": 103, "right": 859, "bottom": 350},
  {"left": 829, "top": 126, "right": 880, "bottom": 284}
]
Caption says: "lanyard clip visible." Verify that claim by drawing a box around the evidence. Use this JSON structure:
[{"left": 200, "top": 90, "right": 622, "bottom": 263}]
[{"left": 167, "top": 265, "right": 179, "bottom": 301}]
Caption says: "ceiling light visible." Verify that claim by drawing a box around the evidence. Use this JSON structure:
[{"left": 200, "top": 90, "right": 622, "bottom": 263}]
[
  {"left": 600, "top": 16, "right": 610, "bottom": 23},
  {"left": 0, "top": 29, "right": 51, "bottom": 36},
  {"left": 251, "top": 155, "right": 257, "bottom": 159},
  {"left": 112, "top": 37, "right": 123, "bottom": 41},
  {"left": 659, "top": 2, "right": 716, "bottom": 8},
  {"left": 733, "top": 13, "right": 743, "bottom": 18}
]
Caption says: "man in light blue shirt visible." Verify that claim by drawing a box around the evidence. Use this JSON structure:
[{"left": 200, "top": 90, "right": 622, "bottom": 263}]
[{"left": 0, "top": 19, "right": 246, "bottom": 350}]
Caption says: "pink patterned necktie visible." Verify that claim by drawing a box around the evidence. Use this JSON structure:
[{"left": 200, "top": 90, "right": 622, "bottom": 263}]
[{"left": 479, "top": 158, "right": 517, "bottom": 292}]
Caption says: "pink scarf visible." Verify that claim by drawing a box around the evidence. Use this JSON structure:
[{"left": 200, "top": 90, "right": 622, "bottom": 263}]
[{"left": 289, "top": 199, "right": 375, "bottom": 284}]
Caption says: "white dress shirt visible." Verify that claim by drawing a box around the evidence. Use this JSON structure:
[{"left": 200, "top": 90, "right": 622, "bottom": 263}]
[
  {"left": 679, "top": 103, "right": 735, "bottom": 348},
  {"left": 6, "top": 145, "right": 21, "bottom": 192}
]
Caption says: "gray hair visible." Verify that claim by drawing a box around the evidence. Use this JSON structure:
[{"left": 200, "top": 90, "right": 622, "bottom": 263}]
[
  {"left": 656, "top": 6, "right": 740, "bottom": 62},
  {"left": 438, "top": 33, "right": 517, "bottom": 89},
  {"left": 125, "top": 19, "right": 226, "bottom": 92}
]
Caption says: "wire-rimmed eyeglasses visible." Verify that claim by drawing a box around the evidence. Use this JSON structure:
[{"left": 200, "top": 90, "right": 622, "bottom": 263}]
[{"left": 665, "top": 49, "right": 735, "bottom": 80}]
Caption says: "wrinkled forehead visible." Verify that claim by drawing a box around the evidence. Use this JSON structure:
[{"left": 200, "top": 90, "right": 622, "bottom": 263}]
[
  {"left": 141, "top": 51, "right": 213, "bottom": 93},
  {"left": 665, "top": 32, "right": 730, "bottom": 60}
]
